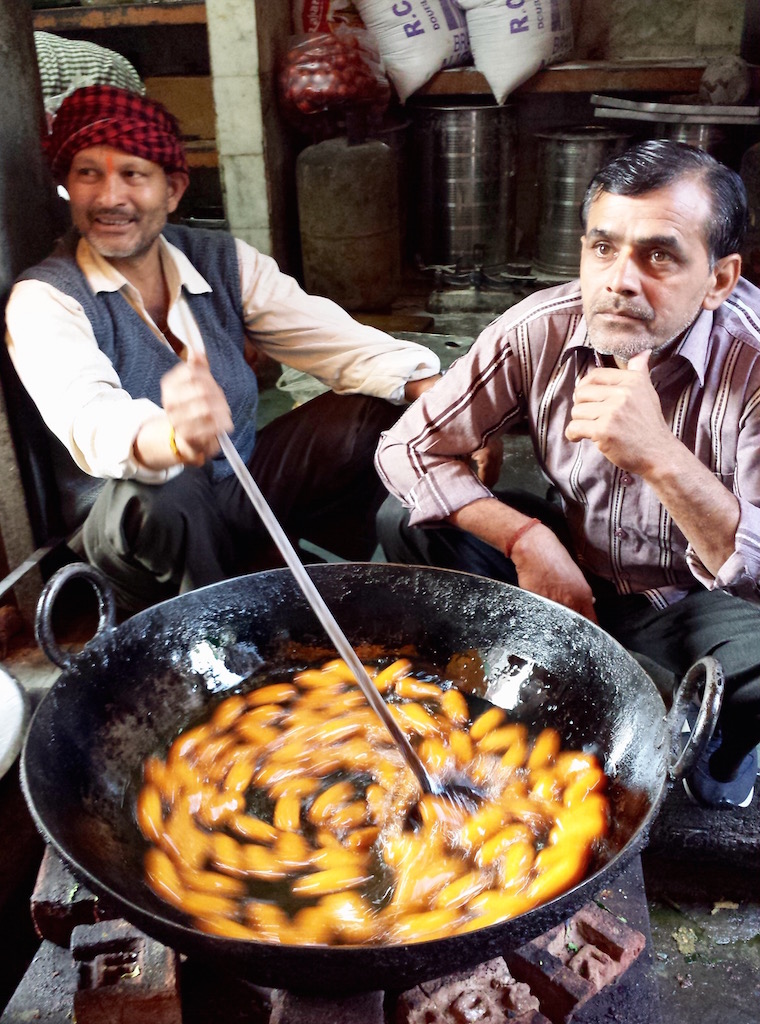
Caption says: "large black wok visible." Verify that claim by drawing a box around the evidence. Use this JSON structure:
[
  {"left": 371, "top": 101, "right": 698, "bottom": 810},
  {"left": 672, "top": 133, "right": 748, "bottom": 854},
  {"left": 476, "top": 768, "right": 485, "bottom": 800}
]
[{"left": 20, "top": 562, "right": 721, "bottom": 994}]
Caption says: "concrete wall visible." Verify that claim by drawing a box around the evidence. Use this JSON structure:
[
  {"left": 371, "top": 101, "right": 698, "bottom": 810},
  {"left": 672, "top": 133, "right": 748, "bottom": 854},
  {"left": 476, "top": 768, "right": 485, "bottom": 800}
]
[{"left": 572, "top": 0, "right": 745, "bottom": 61}]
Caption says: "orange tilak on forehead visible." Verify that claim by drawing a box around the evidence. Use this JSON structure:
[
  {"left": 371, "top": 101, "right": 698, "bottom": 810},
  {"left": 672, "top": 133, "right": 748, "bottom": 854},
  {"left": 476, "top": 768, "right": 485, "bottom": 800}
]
[{"left": 105, "top": 151, "right": 115, "bottom": 174}]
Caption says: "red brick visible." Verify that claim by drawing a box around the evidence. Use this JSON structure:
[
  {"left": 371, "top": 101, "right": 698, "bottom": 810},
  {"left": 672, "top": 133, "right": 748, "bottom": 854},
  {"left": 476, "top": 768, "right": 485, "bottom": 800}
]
[
  {"left": 564, "top": 946, "right": 618, "bottom": 990},
  {"left": 562, "top": 902, "right": 646, "bottom": 972},
  {"left": 31, "top": 848, "right": 107, "bottom": 946},
  {"left": 507, "top": 900, "right": 646, "bottom": 1023},
  {"left": 507, "top": 935, "right": 595, "bottom": 1022},
  {"left": 396, "top": 956, "right": 551, "bottom": 1024},
  {"left": 71, "top": 918, "right": 181, "bottom": 1024}
]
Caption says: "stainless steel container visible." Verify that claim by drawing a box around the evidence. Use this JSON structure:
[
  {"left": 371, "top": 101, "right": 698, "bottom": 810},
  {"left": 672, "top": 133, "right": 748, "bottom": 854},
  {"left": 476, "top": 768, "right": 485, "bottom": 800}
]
[
  {"left": 654, "top": 121, "right": 728, "bottom": 156},
  {"left": 409, "top": 100, "right": 517, "bottom": 268},
  {"left": 534, "top": 127, "right": 630, "bottom": 279}
]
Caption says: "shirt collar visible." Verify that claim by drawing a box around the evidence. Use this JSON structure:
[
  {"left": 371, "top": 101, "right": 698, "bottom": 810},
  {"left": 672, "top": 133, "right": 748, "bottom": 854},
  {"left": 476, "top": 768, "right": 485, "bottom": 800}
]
[
  {"left": 671, "top": 307, "right": 712, "bottom": 386},
  {"left": 561, "top": 307, "right": 712, "bottom": 384},
  {"left": 561, "top": 317, "right": 596, "bottom": 366},
  {"left": 76, "top": 234, "right": 213, "bottom": 300}
]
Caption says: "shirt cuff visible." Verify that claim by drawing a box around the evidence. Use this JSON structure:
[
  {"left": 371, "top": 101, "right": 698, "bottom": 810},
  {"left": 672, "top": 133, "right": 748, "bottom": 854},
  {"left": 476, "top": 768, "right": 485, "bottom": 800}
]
[
  {"left": 388, "top": 364, "right": 442, "bottom": 405},
  {"left": 82, "top": 396, "right": 177, "bottom": 484},
  {"left": 405, "top": 462, "right": 492, "bottom": 527},
  {"left": 686, "top": 543, "right": 760, "bottom": 604}
]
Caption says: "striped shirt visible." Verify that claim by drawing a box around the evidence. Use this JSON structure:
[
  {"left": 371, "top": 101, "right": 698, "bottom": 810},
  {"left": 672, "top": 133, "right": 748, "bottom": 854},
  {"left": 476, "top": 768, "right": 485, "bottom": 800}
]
[
  {"left": 375, "top": 278, "right": 760, "bottom": 606},
  {"left": 34, "top": 32, "right": 145, "bottom": 110}
]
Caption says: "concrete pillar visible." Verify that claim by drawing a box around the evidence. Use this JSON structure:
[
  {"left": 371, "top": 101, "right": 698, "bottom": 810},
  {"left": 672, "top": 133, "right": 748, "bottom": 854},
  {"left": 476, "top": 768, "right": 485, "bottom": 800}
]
[
  {"left": 0, "top": 0, "right": 58, "bottom": 621},
  {"left": 206, "top": 0, "right": 297, "bottom": 267},
  {"left": 206, "top": 0, "right": 270, "bottom": 253}
]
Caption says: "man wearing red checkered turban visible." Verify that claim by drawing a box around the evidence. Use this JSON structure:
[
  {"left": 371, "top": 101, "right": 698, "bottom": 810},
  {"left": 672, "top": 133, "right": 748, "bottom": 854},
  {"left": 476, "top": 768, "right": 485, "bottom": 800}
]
[
  {"left": 5, "top": 85, "right": 440, "bottom": 615},
  {"left": 46, "top": 84, "right": 188, "bottom": 181}
]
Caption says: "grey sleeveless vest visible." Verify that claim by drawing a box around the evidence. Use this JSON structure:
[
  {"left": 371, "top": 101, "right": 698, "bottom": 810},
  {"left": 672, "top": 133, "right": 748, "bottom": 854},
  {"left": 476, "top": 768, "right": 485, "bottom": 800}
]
[{"left": 19, "top": 224, "right": 258, "bottom": 483}]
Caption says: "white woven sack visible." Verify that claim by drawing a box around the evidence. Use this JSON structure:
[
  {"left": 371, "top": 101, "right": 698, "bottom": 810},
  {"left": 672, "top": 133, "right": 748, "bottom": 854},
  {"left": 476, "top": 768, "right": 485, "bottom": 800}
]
[
  {"left": 354, "top": 0, "right": 470, "bottom": 103},
  {"left": 458, "top": 0, "right": 573, "bottom": 104}
]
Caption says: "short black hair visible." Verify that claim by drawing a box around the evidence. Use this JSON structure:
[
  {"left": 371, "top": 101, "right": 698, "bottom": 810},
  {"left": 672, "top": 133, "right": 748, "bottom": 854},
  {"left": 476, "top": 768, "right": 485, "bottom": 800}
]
[{"left": 580, "top": 139, "right": 748, "bottom": 265}]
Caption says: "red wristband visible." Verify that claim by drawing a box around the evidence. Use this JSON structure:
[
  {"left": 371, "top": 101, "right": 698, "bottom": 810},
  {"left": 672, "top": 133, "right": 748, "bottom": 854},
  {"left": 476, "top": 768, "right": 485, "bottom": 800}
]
[{"left": 504, "top": 518, "right": 541, "bottom": 559}]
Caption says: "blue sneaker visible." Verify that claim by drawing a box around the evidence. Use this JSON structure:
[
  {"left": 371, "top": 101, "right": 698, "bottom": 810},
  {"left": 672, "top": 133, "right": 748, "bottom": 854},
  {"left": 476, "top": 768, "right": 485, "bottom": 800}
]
[{"left": 683, "top": 733, "right": 757, "bottom": 809}]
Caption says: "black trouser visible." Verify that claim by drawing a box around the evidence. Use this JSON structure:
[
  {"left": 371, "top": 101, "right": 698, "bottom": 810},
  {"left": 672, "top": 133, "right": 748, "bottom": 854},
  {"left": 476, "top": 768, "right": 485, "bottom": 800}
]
[
  {"left": 377, "top": 492, "right": 760, "bottom": 778},
  {"left": 83, "top": 392, "right": 399, "bottom": 614}
]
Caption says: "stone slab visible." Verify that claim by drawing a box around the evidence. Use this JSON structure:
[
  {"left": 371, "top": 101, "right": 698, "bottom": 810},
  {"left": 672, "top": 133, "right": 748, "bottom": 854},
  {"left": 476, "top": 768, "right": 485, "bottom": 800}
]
[
  {"left": 645, "top": 776, "right": 760, "bottom": 899},
  {"left": 0, "top": 940, "right": 77, "bottom": 1024}
]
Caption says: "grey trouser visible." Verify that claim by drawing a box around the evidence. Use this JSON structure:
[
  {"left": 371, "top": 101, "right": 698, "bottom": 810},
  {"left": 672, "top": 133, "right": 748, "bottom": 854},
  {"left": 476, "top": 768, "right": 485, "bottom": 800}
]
[
  {"left": 83, "top": 392, "right": 399, "bottom": 614},
  {"left": 377, "top": 492, "right": 760, "bottom": 777}
]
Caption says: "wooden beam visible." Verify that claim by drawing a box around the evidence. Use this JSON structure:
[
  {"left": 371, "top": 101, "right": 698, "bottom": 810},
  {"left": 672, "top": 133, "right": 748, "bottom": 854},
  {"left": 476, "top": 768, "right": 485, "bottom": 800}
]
[
  {"left": 32, "top": 1, "right": 206, "bottom": 32},
  {"left": 414, "top": 61, "right": 753, "bottom": 98}
]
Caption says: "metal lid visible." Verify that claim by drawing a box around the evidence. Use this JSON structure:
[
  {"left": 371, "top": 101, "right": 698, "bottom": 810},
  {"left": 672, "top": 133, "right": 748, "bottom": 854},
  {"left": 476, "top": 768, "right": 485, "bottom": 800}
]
[{"left": 535, "top": 125, "right": 632, "bottom": 141}]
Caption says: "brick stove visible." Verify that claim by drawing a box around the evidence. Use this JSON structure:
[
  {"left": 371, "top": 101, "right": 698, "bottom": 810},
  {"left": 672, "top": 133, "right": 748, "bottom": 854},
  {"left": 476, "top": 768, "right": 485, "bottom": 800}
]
[{"left": 1, "top": 850, "right": 661, "bottom": 1024}]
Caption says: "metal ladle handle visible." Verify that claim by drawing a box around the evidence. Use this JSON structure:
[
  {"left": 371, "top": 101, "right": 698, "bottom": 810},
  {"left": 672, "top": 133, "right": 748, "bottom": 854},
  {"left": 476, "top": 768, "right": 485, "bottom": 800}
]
[{"left": 217, "top": 432, "right": 439, "bottom": 796}]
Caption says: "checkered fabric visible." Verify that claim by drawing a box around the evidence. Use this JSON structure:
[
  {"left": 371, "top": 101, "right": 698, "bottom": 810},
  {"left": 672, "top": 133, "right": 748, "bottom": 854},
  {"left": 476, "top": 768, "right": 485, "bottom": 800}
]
[
  {"left": 46, "top": 84, "right": 188, "bottom": 181},
  {"left": 35, "top": 32, "right": 145, "bottom": 106}
]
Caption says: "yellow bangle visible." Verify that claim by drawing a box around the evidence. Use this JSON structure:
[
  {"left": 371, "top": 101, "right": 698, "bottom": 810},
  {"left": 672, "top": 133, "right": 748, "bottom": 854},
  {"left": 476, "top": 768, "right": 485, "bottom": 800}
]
[{"left": 168, "top": 424, "right": 183, "bottom": 462}]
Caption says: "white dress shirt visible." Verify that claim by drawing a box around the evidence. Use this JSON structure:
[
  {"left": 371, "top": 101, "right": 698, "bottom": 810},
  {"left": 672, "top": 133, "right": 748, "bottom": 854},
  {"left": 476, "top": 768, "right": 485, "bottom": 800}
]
[{"left": 6, "top": 234, "right": 439, "bottom": 483}]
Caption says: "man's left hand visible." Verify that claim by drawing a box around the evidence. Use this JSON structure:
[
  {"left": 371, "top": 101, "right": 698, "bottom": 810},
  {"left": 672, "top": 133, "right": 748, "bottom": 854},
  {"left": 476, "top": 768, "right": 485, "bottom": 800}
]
[
  {"left": 471, "top": 435, "right": 504, "bottom": 488},
  {"left": 565, "top": 351, "right": 676, "bottom": 473}
]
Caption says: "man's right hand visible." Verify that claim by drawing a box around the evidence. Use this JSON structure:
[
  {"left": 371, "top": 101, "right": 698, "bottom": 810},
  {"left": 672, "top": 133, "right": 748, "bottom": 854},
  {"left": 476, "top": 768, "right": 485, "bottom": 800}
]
[
  {"left": 133, "top": 349, "right": 233, "bottom": 470},
  {"left": 160, "top": 348, "right": 233, "bottom": 464},
  {"left": 509, "top": 522, "right": 598, "bottom": 622}
]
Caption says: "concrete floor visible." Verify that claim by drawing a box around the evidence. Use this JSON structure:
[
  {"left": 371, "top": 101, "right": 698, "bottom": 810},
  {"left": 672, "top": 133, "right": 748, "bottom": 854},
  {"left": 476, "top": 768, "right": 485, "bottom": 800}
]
[
  {"left": 2, "top": 286, "right": 759, "bottom": 1020},
  {"left": 647, "top": 894, "right": 760, "bottom": 1023}
]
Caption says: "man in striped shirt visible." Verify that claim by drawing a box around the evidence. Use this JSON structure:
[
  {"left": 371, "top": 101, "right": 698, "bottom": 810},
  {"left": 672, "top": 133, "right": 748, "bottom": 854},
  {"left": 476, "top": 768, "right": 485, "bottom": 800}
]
[{"left": 376, "top": 140, "right": 760, "bottom": 809}]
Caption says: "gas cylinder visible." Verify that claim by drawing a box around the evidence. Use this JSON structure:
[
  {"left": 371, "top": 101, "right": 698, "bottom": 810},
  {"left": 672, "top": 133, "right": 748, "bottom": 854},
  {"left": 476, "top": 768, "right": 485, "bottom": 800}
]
[{"left": 296, "top": 136, "right": 401, "bottom": 311}]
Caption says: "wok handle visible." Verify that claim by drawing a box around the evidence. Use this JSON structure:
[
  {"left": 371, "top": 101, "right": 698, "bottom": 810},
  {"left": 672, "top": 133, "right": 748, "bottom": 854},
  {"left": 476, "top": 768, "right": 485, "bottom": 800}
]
[
  {"left": 665, "top": 655, "right": 724, "bottom": 781},
  {"left": 34, "top": 563, "right": 117, "bottom": 670}
]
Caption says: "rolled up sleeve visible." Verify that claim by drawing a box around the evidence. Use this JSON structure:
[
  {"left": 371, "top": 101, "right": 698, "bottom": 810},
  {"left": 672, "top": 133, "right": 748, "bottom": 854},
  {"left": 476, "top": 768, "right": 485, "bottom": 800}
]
[
  {"left": 376, "top": 422, "right": 493, "bottom": 525},
  {"left": 375, "top": 331, "right": 519, "bottom": 524},
  {"left": 688, "top": 495, "right": 760, "bottom": 603}
]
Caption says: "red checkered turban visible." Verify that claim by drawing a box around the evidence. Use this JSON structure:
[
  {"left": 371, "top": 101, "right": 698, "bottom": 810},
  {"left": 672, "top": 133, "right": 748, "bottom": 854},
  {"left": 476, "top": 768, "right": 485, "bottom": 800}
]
[{"left": 46, "top": 85, "right": 188, "bottom": 181}]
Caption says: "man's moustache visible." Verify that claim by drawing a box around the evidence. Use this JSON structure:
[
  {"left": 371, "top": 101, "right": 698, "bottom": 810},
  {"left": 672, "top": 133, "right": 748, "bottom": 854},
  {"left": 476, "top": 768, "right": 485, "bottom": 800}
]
[
  {"left": 90, "top": 208, "right": 133, "bottom": 218},
  {"left": 591, "top": 302, "right": 653, "bottom": 322}
]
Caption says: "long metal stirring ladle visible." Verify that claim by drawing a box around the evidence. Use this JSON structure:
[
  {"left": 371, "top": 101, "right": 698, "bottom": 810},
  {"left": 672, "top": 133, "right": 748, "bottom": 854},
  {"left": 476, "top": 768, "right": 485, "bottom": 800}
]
[{"left": 218, "top": 430, "right": 452, "bottom": 799}]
